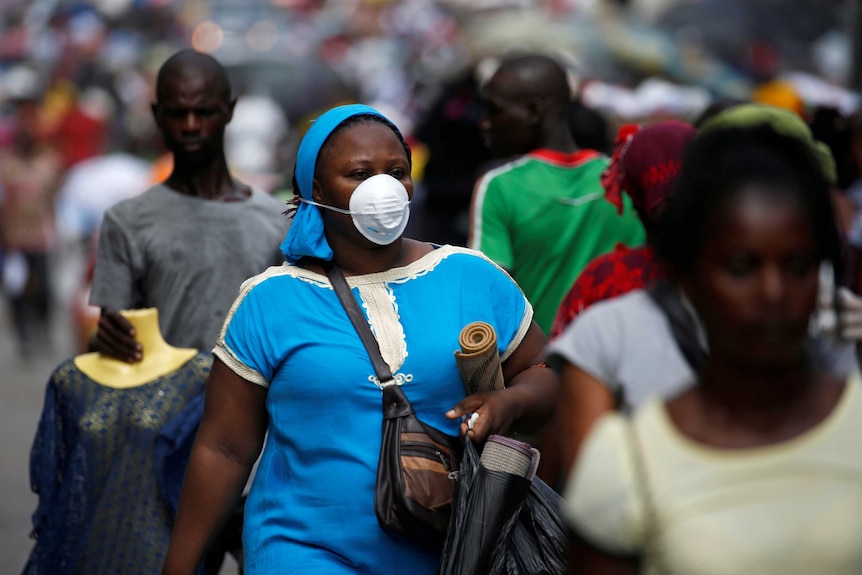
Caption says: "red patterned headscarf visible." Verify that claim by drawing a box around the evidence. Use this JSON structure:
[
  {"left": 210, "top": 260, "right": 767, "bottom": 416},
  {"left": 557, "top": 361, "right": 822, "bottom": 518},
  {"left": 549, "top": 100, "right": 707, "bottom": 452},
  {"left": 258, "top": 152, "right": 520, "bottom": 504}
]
[{"left": 601, "top": 120, "right": 696, "bottom": 219}]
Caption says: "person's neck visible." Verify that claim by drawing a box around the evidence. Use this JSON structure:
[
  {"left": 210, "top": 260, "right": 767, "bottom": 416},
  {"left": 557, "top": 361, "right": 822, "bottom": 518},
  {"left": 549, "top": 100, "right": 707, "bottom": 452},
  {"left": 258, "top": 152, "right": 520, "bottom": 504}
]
[
  {"left": 164, "top": 156, "right": 249, "bottom": 201},
  {"left": 535, "top": 128, "right": 579, "bottom": 154},
  {"left": 329, "top": 237, "right": 411, "bottom": 277},
  {"left": 696, "top": 356, "right": 814, "bottom": 423},
  {"left": 123, "top": 308, "right": 176, "bottom": 359}
]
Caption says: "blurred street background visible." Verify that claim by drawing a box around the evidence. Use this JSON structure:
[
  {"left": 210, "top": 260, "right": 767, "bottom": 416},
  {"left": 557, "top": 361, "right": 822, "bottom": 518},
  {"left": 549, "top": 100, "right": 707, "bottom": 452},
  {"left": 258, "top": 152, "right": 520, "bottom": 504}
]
[{"left": 2, "top": 0, "right": 862, "bottom": 572}]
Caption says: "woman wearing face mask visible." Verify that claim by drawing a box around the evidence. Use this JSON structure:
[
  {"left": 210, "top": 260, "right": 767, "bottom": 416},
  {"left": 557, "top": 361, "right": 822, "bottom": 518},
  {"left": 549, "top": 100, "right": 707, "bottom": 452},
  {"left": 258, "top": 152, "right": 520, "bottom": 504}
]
[
  {"left": 564, "top": 125, "right": 862, "bottom": 574},
  {"left": 160, "top": 104, "right": 558, "bottom": 575}
]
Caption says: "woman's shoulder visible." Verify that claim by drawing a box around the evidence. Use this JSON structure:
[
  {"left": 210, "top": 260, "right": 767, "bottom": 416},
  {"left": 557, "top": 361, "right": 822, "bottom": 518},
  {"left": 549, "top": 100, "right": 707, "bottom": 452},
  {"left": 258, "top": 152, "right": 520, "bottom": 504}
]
[
  {"left": 580, "top": 288, "right": 664, "bottom": 322},
  {"left": 233, "top": 262, "right": 329, "bottom": 303},
  {"left": 425, "top": 244, "right": 513, "bottom": 274},
  {"left": 555, "top": 289, "right": 663, "bottom": 350}
]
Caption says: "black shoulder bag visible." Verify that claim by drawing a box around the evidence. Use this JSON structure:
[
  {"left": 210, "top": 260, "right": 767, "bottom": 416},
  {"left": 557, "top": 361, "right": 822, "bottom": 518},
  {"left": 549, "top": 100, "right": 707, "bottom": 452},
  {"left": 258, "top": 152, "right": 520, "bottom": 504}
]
[{"left": 325, "top": 262, "right": 461, "bottom": 549}]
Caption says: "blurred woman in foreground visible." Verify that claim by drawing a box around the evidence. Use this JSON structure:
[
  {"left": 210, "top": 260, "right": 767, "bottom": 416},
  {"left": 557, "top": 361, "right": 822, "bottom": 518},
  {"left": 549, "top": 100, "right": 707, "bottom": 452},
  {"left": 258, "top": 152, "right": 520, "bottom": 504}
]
[{"left": 565, "top": 125, "right": 862, "bottom": 574}]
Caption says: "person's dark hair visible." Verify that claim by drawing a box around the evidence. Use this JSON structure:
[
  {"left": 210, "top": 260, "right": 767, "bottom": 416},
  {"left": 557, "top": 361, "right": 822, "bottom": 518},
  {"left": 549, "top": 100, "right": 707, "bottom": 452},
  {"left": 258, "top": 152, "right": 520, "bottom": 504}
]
[
  {"left": 656, "top": 124, "right": 844, "bottom": 283},
  {"left": 809, "top": 106, "right": 855, "bottom": 190},
  {"left": 492, "top": 53, "right": 571, "bottom": 117},
  {"left": 285, "top": 113, "right": 412, "bottom": 216},
  {"left": 155, "top": 49, "right": 232, "bottom": 104}
]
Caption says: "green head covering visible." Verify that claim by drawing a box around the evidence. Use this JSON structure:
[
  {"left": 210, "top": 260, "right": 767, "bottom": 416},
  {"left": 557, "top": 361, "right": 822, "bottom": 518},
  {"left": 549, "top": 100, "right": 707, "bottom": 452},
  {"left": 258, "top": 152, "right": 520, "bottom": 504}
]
[{"left": 699, "top": 103, "right": 836, "bottom": 185}]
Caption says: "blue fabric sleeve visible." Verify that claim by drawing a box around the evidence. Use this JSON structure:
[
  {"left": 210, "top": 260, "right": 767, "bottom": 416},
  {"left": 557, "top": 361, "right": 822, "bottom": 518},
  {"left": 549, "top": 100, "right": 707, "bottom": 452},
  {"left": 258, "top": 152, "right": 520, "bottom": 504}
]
[
  {"left": 218, "top": 281, "right": 282, "bottom": 384},
  {"left": 466, "top": 252, "right": 532, "bottom": 361}
]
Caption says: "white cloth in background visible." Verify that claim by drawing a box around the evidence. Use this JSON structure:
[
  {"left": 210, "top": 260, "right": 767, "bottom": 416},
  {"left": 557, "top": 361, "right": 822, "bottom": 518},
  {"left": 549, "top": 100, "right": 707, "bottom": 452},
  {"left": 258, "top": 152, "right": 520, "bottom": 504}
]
[
  {"left": 225, "top": 95, "right": 288, "bottom": 176},
  {"left": 55, "top": 153, "right": 150, "bottom": 239}
]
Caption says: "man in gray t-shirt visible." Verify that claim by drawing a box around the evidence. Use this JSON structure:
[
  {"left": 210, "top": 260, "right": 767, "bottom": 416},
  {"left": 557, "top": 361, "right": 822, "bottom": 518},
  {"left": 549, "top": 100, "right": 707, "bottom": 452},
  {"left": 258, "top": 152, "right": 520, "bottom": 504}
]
[
  {"left": 88, "top": 49, "right": 288, "bottom": 575},
  {"left": 89, "top": 49, "right": 289, "bottom": 362}
]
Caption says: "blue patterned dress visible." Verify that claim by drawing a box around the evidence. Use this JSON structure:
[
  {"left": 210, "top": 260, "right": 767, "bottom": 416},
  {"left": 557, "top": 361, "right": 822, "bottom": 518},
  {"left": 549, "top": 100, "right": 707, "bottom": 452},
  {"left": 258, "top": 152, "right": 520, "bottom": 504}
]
[{"left": 24, "top": 353, "right": 210, "bottom": 575}]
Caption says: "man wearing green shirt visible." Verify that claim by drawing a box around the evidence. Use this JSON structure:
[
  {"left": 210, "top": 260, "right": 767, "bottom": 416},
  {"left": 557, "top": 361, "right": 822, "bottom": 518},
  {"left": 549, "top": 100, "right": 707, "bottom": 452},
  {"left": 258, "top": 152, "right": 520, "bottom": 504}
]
[{"left": 469, "top": 54, "right": 645, "bottom": 334}]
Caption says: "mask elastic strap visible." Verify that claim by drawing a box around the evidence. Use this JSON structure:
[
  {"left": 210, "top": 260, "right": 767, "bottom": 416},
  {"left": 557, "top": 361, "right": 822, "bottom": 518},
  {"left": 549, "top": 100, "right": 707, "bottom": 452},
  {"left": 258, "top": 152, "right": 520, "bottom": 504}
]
[
  {"left": 299, "top": 196, "right": 411, "bottom": 216},
  {"left": 299, "top": 197, "right": 352, "bottom": 215}
]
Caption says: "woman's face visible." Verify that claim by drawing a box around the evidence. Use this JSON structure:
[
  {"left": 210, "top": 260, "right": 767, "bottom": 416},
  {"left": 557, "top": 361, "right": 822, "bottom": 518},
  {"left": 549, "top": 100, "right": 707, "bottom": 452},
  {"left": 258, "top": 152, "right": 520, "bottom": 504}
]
[
  {"left": 681, "top": 185, "right": 819, "bottom": 370},
  {"left": 313, "top": 121, "right": 412, "bottom": 230}
]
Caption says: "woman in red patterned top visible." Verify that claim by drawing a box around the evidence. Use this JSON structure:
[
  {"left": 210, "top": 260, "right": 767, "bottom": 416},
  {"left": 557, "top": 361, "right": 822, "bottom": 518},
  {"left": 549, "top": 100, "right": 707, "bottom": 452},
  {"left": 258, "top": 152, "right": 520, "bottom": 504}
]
[{"left": 549, "top": 121, "right": 696, "bottom": 339}]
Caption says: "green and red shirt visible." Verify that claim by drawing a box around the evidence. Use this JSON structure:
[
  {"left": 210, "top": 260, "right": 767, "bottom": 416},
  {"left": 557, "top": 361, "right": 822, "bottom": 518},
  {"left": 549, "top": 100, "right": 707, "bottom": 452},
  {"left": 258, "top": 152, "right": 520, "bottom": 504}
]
[{"left": 469, "top": 149, "right": 645, "bottom": 334}]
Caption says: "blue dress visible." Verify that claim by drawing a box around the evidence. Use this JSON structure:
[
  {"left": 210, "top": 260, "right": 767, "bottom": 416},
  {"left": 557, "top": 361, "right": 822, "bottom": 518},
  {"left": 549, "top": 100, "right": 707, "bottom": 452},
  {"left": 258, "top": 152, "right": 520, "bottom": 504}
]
[
  {"left": 24, "top": 353, "right": 211, "bottom": 575},
  {"left": 214, "top": 246, "right": 532, "bottom": 574}
]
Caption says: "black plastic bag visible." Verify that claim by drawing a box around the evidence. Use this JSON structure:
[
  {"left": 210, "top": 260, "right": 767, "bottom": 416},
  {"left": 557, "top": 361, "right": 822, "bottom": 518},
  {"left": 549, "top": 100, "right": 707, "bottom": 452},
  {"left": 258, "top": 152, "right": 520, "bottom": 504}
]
[
  {"left": 438, "top": 438, "right": 567, "bottom": 575},
  {"left": 487, "top": 473, "right": 568, "bottom": 574}
]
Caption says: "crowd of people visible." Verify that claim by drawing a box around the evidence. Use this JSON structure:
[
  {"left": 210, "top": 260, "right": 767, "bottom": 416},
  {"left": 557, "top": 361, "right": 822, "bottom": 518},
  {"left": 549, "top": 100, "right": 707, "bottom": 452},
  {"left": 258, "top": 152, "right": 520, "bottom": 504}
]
[{"left": 5, "top": 1, "right": 862, "bottom": 574}]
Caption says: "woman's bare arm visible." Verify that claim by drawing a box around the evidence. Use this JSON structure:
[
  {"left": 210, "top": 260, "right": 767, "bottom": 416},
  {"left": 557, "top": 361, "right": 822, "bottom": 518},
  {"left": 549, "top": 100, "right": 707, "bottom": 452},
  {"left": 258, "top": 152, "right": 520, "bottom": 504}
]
[
  {"left": 161, "top": 358, "right": 268, "bottom": 575},
  {"left": 558, "top": 362, "right": 616, "bottom": 481}
]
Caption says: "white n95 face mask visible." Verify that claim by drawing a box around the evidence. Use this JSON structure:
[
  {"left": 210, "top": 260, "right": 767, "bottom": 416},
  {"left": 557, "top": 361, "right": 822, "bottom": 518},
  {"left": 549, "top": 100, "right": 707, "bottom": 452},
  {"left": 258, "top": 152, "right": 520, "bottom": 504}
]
[{"left": 302, "top": 173, "right": 411, "bottom": 245}]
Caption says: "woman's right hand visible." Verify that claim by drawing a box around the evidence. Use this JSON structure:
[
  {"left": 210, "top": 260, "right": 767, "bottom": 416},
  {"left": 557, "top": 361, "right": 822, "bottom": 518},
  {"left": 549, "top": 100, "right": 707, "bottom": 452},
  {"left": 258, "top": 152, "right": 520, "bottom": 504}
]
[
  {"left": 446, "top": 388, "right": 522, "bottom": 443},
  {"left": 88, "top": 308, "right": 143, "bottom": 362}
]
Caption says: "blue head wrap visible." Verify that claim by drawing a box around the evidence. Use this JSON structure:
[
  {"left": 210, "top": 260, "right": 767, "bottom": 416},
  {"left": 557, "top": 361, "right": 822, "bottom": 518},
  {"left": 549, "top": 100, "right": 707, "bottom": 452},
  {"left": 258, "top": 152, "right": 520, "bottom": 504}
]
[{"left": 280, "top": 104, "right": 389, "bottom": 263}]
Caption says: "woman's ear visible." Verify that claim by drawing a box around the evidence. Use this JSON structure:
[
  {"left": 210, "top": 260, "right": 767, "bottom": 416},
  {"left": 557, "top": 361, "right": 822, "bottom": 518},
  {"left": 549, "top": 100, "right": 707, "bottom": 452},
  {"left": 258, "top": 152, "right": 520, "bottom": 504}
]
[{"left": 312, "top": 179, "right": 324, "bottom": 203}]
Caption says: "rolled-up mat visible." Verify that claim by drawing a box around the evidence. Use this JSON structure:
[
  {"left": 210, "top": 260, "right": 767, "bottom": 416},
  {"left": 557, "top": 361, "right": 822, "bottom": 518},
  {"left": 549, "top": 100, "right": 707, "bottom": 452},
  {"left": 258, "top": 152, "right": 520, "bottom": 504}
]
[
  {"left": 455, "top": 321, "right": 504, "bottom": 395},
  {"left": 481, "top": 435, "right": 541, "bottom": 480}
]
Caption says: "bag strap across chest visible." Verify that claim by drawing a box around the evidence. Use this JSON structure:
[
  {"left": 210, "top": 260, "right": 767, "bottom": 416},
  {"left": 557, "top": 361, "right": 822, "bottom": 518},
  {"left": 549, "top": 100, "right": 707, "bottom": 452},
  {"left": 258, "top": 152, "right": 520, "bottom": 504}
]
[{"left": 324, "top": 262, "right": 395, "bottom": 386}]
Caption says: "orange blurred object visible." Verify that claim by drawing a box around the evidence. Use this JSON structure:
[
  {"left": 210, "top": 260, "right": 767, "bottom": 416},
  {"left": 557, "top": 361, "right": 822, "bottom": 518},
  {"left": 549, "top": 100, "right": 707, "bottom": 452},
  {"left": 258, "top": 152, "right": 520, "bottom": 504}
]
[
  {"left": 150, "top": 153, "right": 173, "bottom": 184},
  {"left": 752, "top": 80, "right": 805, "bottom": 117}
]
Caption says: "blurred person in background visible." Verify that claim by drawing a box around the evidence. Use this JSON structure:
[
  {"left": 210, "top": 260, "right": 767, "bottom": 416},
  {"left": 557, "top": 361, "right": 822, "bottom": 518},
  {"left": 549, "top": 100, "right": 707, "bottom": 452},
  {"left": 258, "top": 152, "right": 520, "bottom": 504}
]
[
  {"left": 468, "top": 53, "right": 645, "bottom": 335},
  {"left": 224, "top": 93, "right": 289, "bottom": 196},
  {"left": 550, "top": 120, "right": 696, "bottom": 339},
  {"left": 692, "top": 97, "right": 747, "bottom": 128},
  {"left": 568, "top": 97, "right": 610, "bottom": 155},
  {"left": 0, "top": 64, "right": 63, "bottom": 360},
  {"left": 549, "top": 103, "right": 858, "bottom": 479},
  {"left": 542, "top": 120, "right": 695, "bottom": 488},
  {"left": 565, "top": 124, "right": 862, "bottom": 575},
  {"left": 87, "top": 49, "right": 289, "bottom": 575},
  {"left": 88, "top": 49, "right": 287, "bottom": 362},
  {"left": 807, "top": 105, "right": 856, "bottom": 243},
  {"left": 412, "top": 68, "right": 492, "bottom": 246},
  {"left": 51, "top": 86, "right": 112, "bottom": 171},
  {"left": 845, "top": 109, "right": 862, "bottom": 290},
  {"left": 811, "top": 105, "right": 862, "bottom": 285}
]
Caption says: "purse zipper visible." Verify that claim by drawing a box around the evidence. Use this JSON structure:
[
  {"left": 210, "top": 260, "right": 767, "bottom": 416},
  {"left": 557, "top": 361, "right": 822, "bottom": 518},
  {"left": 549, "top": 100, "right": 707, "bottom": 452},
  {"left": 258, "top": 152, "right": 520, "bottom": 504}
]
[{"left": 401, "top": 443, "right": 453, "bottom": 471}]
